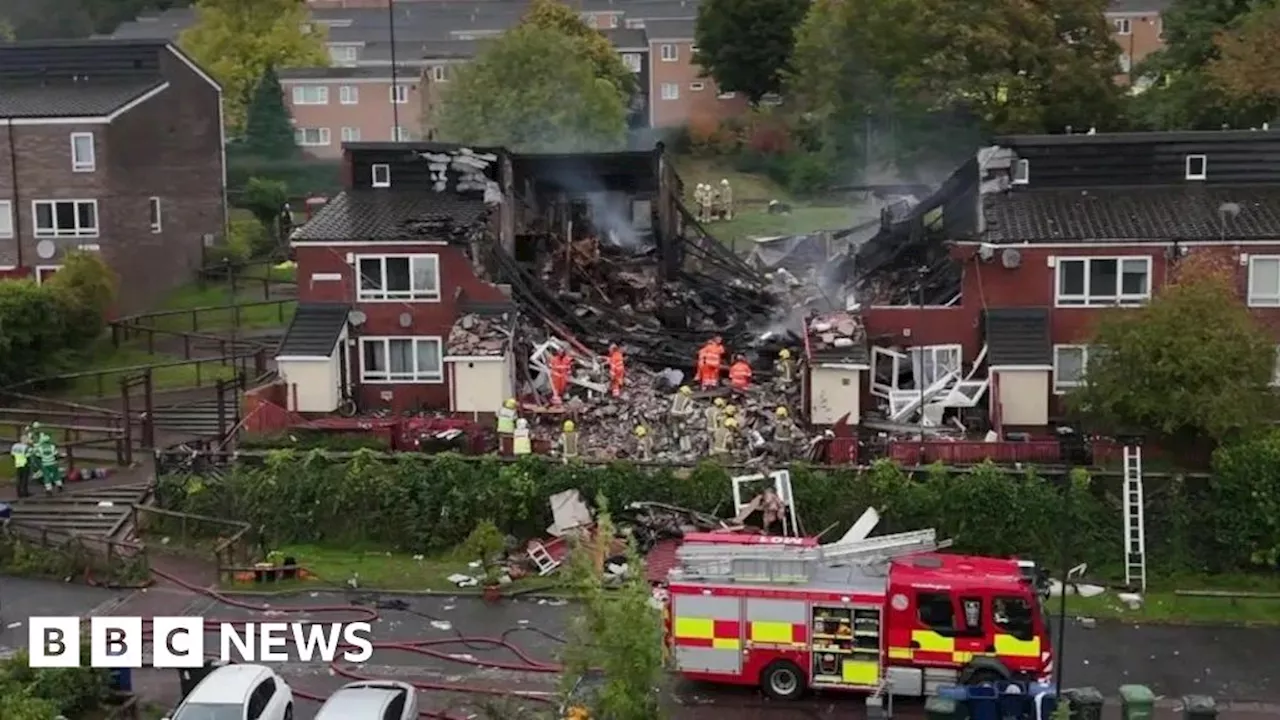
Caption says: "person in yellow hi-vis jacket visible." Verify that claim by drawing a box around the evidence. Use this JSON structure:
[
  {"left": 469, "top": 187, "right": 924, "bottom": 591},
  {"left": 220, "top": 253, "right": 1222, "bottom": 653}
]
[
  {"left": 10, "top": 436, "right": 31, "bottom": 498},
  {"left": 513, "top": 418, "right": 532, "bottom": 456}
]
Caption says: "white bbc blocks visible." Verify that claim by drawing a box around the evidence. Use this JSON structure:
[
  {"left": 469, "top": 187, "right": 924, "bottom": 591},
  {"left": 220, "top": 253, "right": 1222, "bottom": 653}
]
[
  {"left": 152, "top": 616, "right": 207, "bottom": 668},
  {"left": 28, "top": 617, "right": 81, "bottom": 668}
]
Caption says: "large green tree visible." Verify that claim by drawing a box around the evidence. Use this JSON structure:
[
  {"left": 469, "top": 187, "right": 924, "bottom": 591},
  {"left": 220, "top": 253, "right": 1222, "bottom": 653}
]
[
  {"left": 1206, "top": 3, "right": 1280, "bottom": 115},
  {"left": 180, "top": 0, "right": 328, "bottom": 134},
  {"left": 521, "top": 0, "right": 634, "bottom": 97},
  {"left": 242, "top": 67, "right": 297, "bottom": 160},
  {"left": 693, "top": 0, "right": 809, "bottom": 103},
  {"left": 1126, "top": 0, "right": 1274, "bottom": 130},
  {"left": 437, "top": 24, "right": 628, "bottom": 151},
  {"left": 1069, "top": 253, "right": 1275, "bottom": 445},
  {"left": 788, "top": 0, "right": 1123, "bottom": 171}
]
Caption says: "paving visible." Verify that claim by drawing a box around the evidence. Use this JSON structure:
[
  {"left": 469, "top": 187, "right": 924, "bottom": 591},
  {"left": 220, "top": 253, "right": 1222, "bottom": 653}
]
[{"left": 4, "top": 575, "right": 1280, "bottom": 719}]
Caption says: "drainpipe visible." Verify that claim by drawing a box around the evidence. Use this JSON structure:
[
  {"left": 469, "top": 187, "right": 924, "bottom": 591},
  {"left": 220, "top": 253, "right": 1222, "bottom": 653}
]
[{"left": 6, "top": 118, "right": 22, "bottom": 270}]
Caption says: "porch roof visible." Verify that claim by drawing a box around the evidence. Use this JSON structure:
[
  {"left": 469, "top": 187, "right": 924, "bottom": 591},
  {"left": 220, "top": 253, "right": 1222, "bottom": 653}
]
[
  {"left": 983, "top": 308, "right": 1051, "bottom": 366},
  {"left": 276, "top": 303, "right": 350, "bottom": 357}
]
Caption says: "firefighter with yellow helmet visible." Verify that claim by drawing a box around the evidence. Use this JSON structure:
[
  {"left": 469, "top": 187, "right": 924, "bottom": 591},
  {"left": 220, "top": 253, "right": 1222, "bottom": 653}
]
[{"left": 560, "top": 419, "right": 579, "bottom": 460}]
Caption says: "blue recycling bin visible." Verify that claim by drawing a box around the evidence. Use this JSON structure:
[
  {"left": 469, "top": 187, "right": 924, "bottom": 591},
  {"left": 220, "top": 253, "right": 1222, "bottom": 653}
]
[
  {"left": 937, "top": 682, "right": 1059, "bottom": 720},
  {"left": 109, "top": 667, "right": 133, "bottom": 692},
  {"left": 0, "top": 502, "right": 11, "bottom": 520}
]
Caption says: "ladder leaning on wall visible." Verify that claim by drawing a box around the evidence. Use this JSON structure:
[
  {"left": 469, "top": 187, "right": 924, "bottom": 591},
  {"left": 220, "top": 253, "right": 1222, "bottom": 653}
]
[{"left": 1122, "top": 446, "right": 1147, "bottom": 591}]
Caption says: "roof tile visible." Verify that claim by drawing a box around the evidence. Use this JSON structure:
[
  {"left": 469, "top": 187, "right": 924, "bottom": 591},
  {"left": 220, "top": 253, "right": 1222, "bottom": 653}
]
[
  {"left": 291, "top": 190, "right": 492, "bottom": 243},
  {"left": 277, "top": 303, "right": 351, "bottom": 357}
]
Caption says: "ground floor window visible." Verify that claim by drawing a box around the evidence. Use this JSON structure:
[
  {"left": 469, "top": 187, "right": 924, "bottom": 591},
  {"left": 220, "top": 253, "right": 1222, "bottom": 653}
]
[{"left": 359, "top": 336, "right": 443, "bottom": 383}]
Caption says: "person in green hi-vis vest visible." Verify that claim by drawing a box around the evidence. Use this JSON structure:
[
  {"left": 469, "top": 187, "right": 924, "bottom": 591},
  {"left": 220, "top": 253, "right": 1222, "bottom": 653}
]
[{"left": 33, "top": 431, "right": 64, "bottom": 495}]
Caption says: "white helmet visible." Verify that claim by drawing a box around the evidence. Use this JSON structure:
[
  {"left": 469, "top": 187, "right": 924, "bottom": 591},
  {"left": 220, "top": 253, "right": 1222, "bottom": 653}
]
[{"left": 721, "top": 178, "right": 729, "bottom": 185}]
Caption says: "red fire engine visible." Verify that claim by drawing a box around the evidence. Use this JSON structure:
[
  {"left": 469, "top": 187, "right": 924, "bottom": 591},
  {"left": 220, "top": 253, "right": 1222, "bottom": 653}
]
[{"left": 663, "top": 529, "right": 1052, "bottom": 700}]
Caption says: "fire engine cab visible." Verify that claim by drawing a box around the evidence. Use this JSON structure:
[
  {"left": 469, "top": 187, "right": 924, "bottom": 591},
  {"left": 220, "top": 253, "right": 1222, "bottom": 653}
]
[{"left": 664, "top": 528, "right": 1052, "bottom": 701}]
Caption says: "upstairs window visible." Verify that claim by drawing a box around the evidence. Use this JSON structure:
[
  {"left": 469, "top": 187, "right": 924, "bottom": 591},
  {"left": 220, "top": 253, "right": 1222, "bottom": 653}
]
[
  {"left": 1012, "top": 158, "right": 1029, "bottom": 185},
  {"left": 431, "top": 65, "right": 447, "bottom": 82},
  {"left": 149, "top": 197, "right": 162, "bottom": 233},
  {"left": 292, "top": 86, "right": 328, "bottom": 105},
  {"left": 339, "top": 85, "right": 359, "bottom": 104},
  {"left": 71, "top": 132, "right": 95, "bottom": 172},
  {"left": 1185, "top": 154, "right": 1207, "bottom": 180},
  {"left": 1056, "top": 256, "right": 1151, "bottom": 307},
  {"left": 1247, "top": 256, "right": 1280, "bottom": 307},
  {"left": 625, "top": 18, "right": 645, "bottom": 28},
  {"left": 372, "top": 163, "right": 391, "bottom": 187},
  {"left": 330, "top": 45, "right": 358, "bottom": 64},
  {"left": 1114, "top": 17, "right": 1131, "bottom": 34},
  {"left": 391, "top": 85, "right": 409, "bottom": 104},
  {"left": 356, "top": 254, "right": 440, "bottom": 302},
  {"left": 660, "top": 44, "right": 677, "bottom": 62},
  {"left": 621, "top": 53, "right": 641, "bottom": 73},
  {"left": 33, "top": 199, "right": 98, "bottom": 238}
]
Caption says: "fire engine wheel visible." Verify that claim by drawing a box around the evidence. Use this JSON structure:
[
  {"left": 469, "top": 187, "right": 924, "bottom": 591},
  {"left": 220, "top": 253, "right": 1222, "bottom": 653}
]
[{"left": 761, "top": 660, "right": 805, "bottom": 701}]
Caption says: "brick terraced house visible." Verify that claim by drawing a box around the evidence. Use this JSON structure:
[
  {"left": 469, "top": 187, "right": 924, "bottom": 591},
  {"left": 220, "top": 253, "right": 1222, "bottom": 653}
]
[
  {"left": 858, "top": 129, "right": 1280, "bottom": 436},
  {"left": 0, "top": 39, "right": 226, "bottom": 313}
]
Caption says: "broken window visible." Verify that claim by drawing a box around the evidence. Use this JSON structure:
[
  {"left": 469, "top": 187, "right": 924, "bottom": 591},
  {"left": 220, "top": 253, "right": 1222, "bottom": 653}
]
[
  {"left": 357, "top": 255, "right": 440, "bottom": 301},
  {"left": 1056, "top": 257, "right": 1149, "bottom": 306},
  {"left": 910, "top": 345, "right": 961, "bottom": 388}
]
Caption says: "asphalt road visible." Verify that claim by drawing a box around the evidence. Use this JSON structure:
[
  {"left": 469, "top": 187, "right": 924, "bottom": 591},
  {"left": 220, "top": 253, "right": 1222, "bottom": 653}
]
[{"left": 4, "top": 577, "right": 1280, "bottom": 719}]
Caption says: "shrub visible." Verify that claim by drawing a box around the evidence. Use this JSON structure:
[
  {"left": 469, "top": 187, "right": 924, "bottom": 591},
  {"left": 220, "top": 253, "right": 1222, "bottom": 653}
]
[
  {"left": 783, "top": 151, "right": 836, "bottom": 196},
  {"left": 0, "top": 649, "right": 110, "bottom": 718},
  {"left": 45, "top": 251, "right": 117, "bottom": 341}
]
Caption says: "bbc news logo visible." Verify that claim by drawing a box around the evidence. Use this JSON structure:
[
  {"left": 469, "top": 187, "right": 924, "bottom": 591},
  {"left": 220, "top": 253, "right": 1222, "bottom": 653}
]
[{"left": 28, "top": 617, "right": 374, "bottom": 668}]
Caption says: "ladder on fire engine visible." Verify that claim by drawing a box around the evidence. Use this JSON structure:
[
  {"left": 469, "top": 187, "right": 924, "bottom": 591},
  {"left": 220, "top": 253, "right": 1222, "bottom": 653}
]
[
  {"left": 673, "top": 529, "right": 944, "bottom": 583},
  {"left": 1122, "top": 446, "right": 1147, "bottom": 591}
]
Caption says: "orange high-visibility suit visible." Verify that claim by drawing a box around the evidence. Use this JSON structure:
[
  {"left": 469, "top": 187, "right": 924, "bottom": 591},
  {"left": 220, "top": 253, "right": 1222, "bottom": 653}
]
[
  {"left": 550, "top": 352, "right": 572, "bottom": 403},
  {"left": 729, "top": 358, "right": 752, "bottom": 390},
  {"left": 697, "top": 343, "right": 721, "bottom": 389},
  {"left": 608, "top": 346, "right": 626, "bottom": 397}
]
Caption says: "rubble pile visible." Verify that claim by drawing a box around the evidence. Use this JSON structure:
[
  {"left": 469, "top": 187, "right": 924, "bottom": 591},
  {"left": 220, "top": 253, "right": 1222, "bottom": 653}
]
[
  {"left": 447, "top": 312, "right": 512, "bottom": 356},
  {"left": 807, "top": 311, "right": 865, "bottom": 353}
]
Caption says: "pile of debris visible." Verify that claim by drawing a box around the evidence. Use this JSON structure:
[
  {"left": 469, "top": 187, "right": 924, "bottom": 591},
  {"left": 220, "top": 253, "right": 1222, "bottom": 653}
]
[
  {"left": 447, "top": 312, "right": 513, "bottom": 356},
  {"left": 807, "top": 311, "right": 865, "bottom": 355}
]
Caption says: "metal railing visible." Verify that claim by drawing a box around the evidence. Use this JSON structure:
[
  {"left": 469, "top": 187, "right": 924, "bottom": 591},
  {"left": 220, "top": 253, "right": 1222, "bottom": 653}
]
[{"left": 134, "top": 506, "right": 253, "bottom": 584}]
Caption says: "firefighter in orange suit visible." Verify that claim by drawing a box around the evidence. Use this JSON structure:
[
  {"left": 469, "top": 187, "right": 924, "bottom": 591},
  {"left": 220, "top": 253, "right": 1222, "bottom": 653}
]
[
  {"left": 729, "top": 355, "right": 752, "bottom": 390},
  {"left": 549, "top": 350, "right": 572, "bottom": 404},
  {"left": 698, "top": 336, "right": 724, "bottom": 389},
  {"left": 607, "top": 344, "right": 626, "bottom": 397}
]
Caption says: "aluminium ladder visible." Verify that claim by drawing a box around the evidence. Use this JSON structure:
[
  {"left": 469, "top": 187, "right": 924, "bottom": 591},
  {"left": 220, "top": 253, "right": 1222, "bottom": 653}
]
[
  {"left": 1122, "top": 446, "right": 1147, "bottom": 591},
  {"left": 673, "top": 529, "right": 943, "bottom": 583}
]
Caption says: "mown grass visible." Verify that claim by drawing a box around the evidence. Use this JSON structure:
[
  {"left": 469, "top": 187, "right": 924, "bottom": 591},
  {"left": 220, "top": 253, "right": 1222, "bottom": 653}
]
[
  {"left": 148, "top": 276, "right": 296, "bottom": 333},
  {"left": 54, "top": 341, "right": 238, "bottom": 399},
  {"left": 1063, "top": 574, "right": 1280, "bottom": 626}
]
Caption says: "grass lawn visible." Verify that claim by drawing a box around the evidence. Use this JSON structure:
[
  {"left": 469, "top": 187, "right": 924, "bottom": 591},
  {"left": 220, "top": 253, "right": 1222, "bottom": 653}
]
[
  {"left": 148, "top": 279, "right": 296, "bottom": 333},
  {"left": 220, "top": 543, "right": 562, "bottom": 594},
  {"left": 673, "top": 156, "right": 868, "bottom": 247},
  {"left": 54, "top": 341, "right": 238, "bottom": 398},
  {"left": 1063, "top": 575, "right": 1280, "bottom": 626}
]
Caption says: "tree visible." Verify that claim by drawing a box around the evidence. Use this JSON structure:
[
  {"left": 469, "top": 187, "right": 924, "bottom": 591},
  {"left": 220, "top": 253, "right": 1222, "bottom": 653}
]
[
  {"left": 1207, "top": 4, "right": 1280, "bottom": 112},
  {"left": 45, "top": 251, "right": 117, "bottom": 343},
  {"left": 559, "top": 496, "right": 666, "bottom": 720},
  {"left": 242, "top": 68, "right": 298, "bottom": 160},
  {"left": 521, "top": 0, "right": 635, "bottom": 97},
  {"left": 1125, "top": 0, "right": 1271, "bottom": 130},
  {"left": 694, "top": 0, "right": 809, "bottom": 103},
  {"left": 437, "top": 24, "right": 628, "bottom": 152},
  {"left": 787, "top": 0, "right": 1123, "bottom": 171},
  {"left": 179, "top": 0, "right": 328, "bottom": 134},
  {"left": 1068, "top": 253, "right": 1275, "bottom": 445}
]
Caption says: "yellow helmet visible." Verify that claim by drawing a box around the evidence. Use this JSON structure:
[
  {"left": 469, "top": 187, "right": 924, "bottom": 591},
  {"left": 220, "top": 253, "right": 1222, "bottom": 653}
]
[
  {"left": 563, "top": 420, "right": 575, "bottom": 432},
  {"left": 776, "top": 406, "right": 788, "bottom": 417},
  {"left": 714, "top": 397, "right": 726, "bottom": 407},
  {"left": 779, "top": 348, "right": 791, "bottom": 359},
  {"left": 679, "top": 385, "right": 692, "bottom": 395},
  {"left": 504, "top": 398, "right": 516, "bottom": 409},
  {"left": 725, "top": 405, "right": 737, "bottom": 415},
  {"left": 724, "top": 417, "right": 739, "bottom": 428},
  {"left": 634, "top": 425, "right": 647, "bottom": 437}
]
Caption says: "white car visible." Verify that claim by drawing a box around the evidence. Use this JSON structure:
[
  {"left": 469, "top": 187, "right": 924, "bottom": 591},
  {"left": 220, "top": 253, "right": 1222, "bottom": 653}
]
[
  {"left": 166, "top": 663, "right": 294, "bottom": 720},
  {"left": 314, "top": 680, "right": 418, "bottom": 720}
]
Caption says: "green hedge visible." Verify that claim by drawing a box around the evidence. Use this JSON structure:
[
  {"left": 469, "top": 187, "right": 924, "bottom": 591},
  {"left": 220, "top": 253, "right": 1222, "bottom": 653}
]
[
  {"left": 0, "top": 648, "right": 109, "bottom": 720},
  {"left": 157, "top": 451, "right": 1254, "bottom": 578}
]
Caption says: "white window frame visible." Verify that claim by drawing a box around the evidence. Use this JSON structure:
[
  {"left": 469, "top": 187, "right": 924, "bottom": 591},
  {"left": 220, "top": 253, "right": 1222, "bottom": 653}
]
[
  {"left": 621, "top": 53, "right": 641, "bottom": 73},
  {"left": 391, "top": 85, "right": 409, "bottom": 104},
  {"left": 371, "top": 163, "right": 391, "bottom": 187},
  {"left": 291, "top": 86, "right": 329, "bottom": 105},
  {"left": 35, "top": 265, "right": 62, "bottom": 285},
  {"left": 690, "top": 81, "right": 705, "bottom": 91},
  {"left": 1247, "top": 256, "right": 1280, "bottom": 307},
  {"left": 660, "top": 44, "right": 677, "bottom": 62},
  {"left": 339, "top": 85, "right": 358, "bottom": 104},
  {"left": 431, "top": 65, "right": 447, "bottom": 82},
  {"left": 355, "top": 254, "right": 440, "bottom": 302},
  {"left": 661, "top": 83, "right": 679, "bottom": 101},
  {"left": 148, "top": 196, "right": 162, "bottom": 234},
  {"left": 1054, "top": 256, "right": 1151, "bottom": 307},
  {"left": 0, "top": 200, "right": 12, "bottom": 238},
  {"left": 1052, "top": 345, "right": 1091, "bottom": 394},
  {"left": 359, "top": 336, "right": 444, "bottom": 384},
  {"left": 295, "top": 127, "right": 331, "bottom": 146},
  {"left": 341, "top": 126, "right": 361, "bottom": 143},
  {"left": 1114, "top": 18, "right": 1131, "bottom": 35},
  {"left": 717, "top": 91, "right": 736, "bottom": 99},
  {"left": 1013, "top": 158, "right": 1030, "bottom": 184},
  {"left": 70, "top": 132, "right": 95, "bottom": 172},
  {"left": 32, "top": 199, "right": 99, "bottom": 238},
  {"left": 330, "top": 45, "right": 358, "bottom": 64},
  {"left": 1185, "top": 154, "right": 1207, "bottom": 180},
  {"left": 625, "top": 18, "right": 645, "bottom": 28},
  {"left": 391, "top": 126, "right": 412, "bottom": 142}
]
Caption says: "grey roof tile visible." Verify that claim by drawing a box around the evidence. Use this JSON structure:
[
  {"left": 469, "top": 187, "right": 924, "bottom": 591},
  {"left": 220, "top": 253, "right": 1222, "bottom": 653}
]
[
  {"left": 982, "top": 187, "right": 1280, "bottom": 242},
  {"left": 277, "top": 303, "right": 351, "bottom": 357},
  {"left": 983, "top": 309, "right": 1051, "bottom": 367},
  {"left": 291, "top": 190, "right": 492, "bottom": 243},
  {"left": 278, "top": 65, "right": 417, "bottom": 80},
  {"left": 643, "top": 18, "right": 695, "bottom": 39},
  {"left": 0, "top": 80, "right": 164, "bottom": 118}
]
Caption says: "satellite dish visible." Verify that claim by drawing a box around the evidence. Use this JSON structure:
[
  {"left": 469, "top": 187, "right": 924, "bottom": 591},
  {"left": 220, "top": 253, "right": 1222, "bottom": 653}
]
[
  {"left": 1001, "top": 248, "right": 1022, "bottom": 269},
  {"left": 398, "top": 312, "right": 413, "bottom": 328},
  {"left": 36, "top": 240, "right": 56, "bottom": 259},
  {"left": 347, "top": 309, "right": 367, "bottom": 327},
  {"left": 978, "top": 243, "right": 995, "bottom": 261}
]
